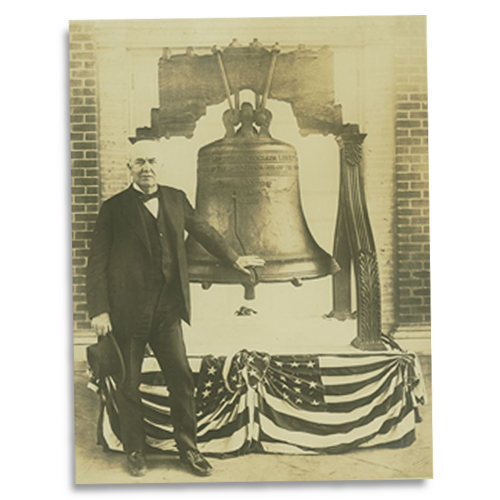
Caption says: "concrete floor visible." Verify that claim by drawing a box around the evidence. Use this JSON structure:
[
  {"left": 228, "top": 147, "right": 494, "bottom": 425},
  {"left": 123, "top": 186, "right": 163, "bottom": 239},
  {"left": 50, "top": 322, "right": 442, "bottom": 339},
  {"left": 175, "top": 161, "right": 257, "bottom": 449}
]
[{"left": 74, "top": 356, "right": 432, "bottom": 484}]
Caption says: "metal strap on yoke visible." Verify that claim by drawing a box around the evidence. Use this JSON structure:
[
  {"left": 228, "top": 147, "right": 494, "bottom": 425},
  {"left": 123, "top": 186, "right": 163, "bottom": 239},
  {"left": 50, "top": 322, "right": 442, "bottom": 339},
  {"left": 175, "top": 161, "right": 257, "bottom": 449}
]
[
  {"left": 260, "top": 44, "right": 280, "bottom": 110},
  {"left": 213, "top": 46, "right": 234, "bottom": 110}
]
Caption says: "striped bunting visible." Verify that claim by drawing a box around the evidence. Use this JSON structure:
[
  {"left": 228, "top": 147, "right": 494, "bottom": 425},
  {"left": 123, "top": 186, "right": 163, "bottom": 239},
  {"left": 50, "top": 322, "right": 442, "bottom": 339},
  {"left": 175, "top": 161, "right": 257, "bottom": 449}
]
[{"left": 94, "top": 341, "right": 426, "bottom": 456}]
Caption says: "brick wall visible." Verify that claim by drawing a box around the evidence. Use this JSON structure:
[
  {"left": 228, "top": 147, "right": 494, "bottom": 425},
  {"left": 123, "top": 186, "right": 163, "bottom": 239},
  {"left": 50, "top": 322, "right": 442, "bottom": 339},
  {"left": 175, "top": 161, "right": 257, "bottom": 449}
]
[
  {"left": 361, "top": 41, "right": 396, "bottom": 331},
  {"left": 93, "top": 35, "right": 131, "bottom": 202},
  {"left": 393, "top": 17, "right": 430, "bottom": 325},
  {"left": 70, "top": 21, "right": 99, "bottom": 334}
]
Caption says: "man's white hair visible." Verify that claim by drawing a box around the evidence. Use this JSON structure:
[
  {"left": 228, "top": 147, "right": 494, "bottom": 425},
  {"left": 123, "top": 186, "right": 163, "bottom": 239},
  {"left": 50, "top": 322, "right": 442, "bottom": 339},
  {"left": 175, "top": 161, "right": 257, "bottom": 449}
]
[{"left": 127, "top": 139, "right": 163, "bottom": 165}]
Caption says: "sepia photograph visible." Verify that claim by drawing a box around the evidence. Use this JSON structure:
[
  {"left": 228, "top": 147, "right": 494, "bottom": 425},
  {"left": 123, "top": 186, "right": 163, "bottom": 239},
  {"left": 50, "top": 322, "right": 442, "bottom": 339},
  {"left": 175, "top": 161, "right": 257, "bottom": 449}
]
[{"left": 70, "top": 16, "right": 432, "bottom": 484}]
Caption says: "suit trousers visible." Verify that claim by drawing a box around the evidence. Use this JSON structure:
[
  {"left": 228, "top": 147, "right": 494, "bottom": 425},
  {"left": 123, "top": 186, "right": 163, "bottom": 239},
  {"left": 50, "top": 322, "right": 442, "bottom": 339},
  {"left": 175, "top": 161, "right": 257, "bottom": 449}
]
[{"left": 114, "top": 285, "right": 197, "bottom": 454}]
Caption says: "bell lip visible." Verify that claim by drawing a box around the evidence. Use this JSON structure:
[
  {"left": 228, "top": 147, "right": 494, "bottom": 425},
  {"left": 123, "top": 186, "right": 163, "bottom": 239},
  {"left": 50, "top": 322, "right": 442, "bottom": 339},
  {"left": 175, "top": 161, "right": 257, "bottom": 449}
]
[
  {"left": 187, "top": 258, "right": 336, "bottom": 284},
  {"left": 188, "top": 249, "right": 337, "bottom": 282},
  {"left": 187, "top": 272, "right": 333, "bottom": 286}
]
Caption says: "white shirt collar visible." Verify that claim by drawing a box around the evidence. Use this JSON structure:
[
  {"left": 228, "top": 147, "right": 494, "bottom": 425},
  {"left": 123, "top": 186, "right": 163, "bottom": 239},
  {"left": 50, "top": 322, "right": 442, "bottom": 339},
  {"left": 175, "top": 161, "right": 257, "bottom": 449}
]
[{"left": 132, "top": 183, "right": 159, "bottom": 195}]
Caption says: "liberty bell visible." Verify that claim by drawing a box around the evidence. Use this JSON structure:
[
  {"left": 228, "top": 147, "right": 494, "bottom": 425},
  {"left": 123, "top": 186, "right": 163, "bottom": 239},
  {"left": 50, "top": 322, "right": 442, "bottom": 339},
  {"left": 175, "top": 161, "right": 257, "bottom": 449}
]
[{"left": 186, "top": 102, "right": 338, "bottom": 299}]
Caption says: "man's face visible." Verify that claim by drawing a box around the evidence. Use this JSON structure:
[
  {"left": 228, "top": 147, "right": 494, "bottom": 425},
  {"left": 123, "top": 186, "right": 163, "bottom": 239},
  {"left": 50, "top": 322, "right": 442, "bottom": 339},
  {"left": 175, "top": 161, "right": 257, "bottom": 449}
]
[{"left": 127, "top": 141, "right": 163, "bottom": 191}]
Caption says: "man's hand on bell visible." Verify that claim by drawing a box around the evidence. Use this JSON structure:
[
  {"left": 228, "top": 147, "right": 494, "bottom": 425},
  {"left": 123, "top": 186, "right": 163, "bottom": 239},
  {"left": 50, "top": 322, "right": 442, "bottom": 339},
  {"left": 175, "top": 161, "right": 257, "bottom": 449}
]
[
  {"left": 233, "top": 255, "right": 266, "bottom": 275},
  {"left": 91, "top": 312, "right": 113, "bottom": 337}
]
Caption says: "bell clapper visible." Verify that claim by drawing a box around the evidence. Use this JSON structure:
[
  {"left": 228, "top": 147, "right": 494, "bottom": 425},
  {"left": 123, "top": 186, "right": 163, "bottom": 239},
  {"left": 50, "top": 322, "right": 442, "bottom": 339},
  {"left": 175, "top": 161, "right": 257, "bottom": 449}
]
[{"left": 243, "top": 283, "right": 256, "bottom": 301}]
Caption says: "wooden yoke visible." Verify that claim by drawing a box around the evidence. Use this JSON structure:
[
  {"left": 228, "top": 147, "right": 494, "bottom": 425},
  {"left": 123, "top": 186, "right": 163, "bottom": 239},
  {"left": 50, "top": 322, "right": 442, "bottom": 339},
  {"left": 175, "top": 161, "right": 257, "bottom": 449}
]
[{"left": 333, "top": 125, "right": 385, "bottom": 351}]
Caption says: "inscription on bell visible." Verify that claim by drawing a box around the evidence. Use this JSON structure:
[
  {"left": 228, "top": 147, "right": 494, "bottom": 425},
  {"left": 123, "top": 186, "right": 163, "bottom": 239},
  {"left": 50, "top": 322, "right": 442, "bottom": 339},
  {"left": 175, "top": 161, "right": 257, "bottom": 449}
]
[
  {"left": 204, "top": 153, "right": 297, "bottom": 163},
  {"left": 199, "top": 164, "right": 298, "bottom": 174},
  {"left": 238, "top": 180, "right": 273, "bottom": 188}
]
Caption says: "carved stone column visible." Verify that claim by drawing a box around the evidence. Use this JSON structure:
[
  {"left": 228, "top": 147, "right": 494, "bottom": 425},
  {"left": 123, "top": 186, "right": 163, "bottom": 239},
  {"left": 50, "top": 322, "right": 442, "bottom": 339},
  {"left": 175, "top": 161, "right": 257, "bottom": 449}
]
[{"left": 333, "top": 125, "right": 385, "bottom": 351}]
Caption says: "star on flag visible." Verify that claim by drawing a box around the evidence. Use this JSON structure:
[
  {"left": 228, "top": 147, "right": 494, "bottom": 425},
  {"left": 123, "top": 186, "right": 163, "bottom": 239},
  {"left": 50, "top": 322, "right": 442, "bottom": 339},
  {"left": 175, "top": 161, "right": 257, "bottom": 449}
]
[{"left": 266, "top": 354, "right": 326, "bottom": 411}]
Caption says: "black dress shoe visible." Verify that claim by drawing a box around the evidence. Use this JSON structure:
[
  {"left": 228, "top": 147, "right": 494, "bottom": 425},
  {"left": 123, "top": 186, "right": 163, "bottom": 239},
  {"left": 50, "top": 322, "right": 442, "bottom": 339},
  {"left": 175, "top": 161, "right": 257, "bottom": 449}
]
[
  {"left": 127, "top": 450, "right": 148, "bottom": 477},
  {"left": 180, "top": 449, "right": 213, "bottom": 477}
]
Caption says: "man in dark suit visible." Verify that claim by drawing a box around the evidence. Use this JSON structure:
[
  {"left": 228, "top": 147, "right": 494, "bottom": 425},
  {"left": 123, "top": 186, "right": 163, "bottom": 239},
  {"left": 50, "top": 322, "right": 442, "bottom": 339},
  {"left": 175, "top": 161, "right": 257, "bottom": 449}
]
[{"left": 86, "top": 139, "right": 263, "bottom": 477}]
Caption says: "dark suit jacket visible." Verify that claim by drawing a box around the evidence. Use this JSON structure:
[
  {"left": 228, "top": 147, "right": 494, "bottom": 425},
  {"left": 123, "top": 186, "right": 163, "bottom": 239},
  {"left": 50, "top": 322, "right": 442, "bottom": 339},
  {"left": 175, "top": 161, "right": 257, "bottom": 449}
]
[{"left": 86, "top": 185, "right": 239, "bottom": 337}]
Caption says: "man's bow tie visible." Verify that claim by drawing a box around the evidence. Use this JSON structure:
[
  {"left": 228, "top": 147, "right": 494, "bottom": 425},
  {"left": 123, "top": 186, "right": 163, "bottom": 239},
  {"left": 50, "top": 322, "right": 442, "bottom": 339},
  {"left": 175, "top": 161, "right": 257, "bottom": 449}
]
[{"left": 138, "top": 191, "right": 159, "bottom": 203}]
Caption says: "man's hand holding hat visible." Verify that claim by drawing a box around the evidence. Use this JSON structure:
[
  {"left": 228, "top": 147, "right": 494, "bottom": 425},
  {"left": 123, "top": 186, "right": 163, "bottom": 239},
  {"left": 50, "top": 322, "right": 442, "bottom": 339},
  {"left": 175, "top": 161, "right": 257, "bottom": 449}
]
[{"left": 91, "top": 312, "right": 113, "bottom": 337}]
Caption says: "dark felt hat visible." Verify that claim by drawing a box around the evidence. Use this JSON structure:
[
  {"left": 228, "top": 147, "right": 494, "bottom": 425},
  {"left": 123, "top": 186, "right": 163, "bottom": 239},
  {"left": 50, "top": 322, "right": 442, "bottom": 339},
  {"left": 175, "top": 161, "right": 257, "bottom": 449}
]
[{"left": 86, "top": 333, "right": 126, "bottom": 385}]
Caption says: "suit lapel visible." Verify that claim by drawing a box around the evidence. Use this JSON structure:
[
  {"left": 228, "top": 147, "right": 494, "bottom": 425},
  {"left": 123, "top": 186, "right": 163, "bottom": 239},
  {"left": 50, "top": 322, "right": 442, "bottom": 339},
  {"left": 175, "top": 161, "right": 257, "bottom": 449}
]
[
  {"left": 119, "top": 186, "right": 152, "bottom": 257},
  {"left": 159, "top": 186, "right": 180, "bottom": 242}
]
